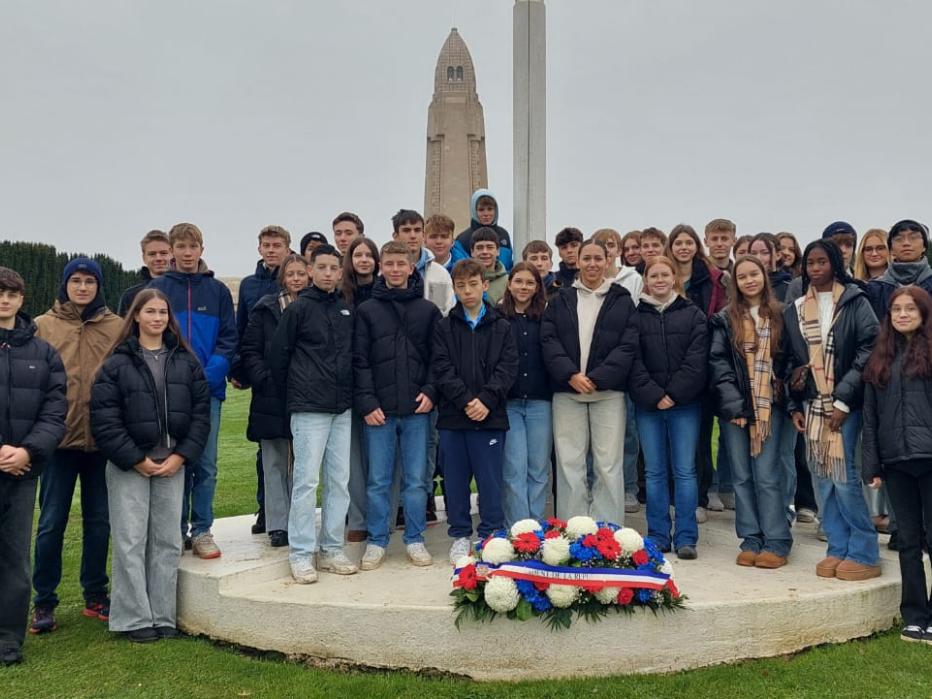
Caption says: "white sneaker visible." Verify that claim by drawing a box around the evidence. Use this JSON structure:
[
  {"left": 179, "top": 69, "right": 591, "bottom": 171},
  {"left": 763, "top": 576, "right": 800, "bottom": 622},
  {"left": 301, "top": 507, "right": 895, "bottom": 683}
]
[
  {"left": 449, "top": 537, "right": 472, "bottom": 566},
  {"left": 695, "top": 507, "right": 709, "bottom": 524},
  {"left": 291, "top": 559, "right": 318, "bottom": 584},
  {"left": 318, "top": 549, "right": 359, "bottom": 575},
  {"left": 706, "top": 492, "right": 725, "bottom": 512},
  {"left": 720, "top": 492, "right": 736, "bottom": 510},
  {"left": 360, "top": 544, "right": 386, "bottom": 571},
  {"left": 796, "top": 507, "right": 817, "bottom": 524},
  {"left": 624, "top": 492, "right": 641, "bottom": 514},
  {"left": 406, "top": 542, "right": 433, "bottom": 567}
]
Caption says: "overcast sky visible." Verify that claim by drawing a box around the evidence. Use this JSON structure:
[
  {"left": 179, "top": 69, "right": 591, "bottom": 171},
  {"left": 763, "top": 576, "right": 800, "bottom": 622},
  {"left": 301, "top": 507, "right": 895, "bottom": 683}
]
[{"left": 2, "top": 0, "right": 930, "bottom": 276}]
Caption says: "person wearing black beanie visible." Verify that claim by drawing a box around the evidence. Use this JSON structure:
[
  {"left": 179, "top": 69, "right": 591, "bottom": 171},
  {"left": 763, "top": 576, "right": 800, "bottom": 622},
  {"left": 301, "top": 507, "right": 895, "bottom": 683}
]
[
  {"left": 300, "top": 232, "right": 328, "bottom": 260},
  {"left": 867, "top": 219, "right": 932, "bottom": 324},
  {"left": 821, "top": 221, "right": 858, "bottom": 272}
]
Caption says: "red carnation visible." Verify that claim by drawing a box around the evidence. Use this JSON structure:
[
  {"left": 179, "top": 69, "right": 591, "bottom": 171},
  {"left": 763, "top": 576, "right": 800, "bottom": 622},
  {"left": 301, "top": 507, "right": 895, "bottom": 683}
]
[
  {"left": 632, "top": 550, "right": 649, "bottom": 566},
  {"left": 544, "top": 529, "right": 561, "bottom": 540},
  {"left": 514, "top": 532, "right": 541, "bottom": 554},
  {"left": 596, "top": 527, "right": 614, "bottom": 541},
  {"left": 582, "top": 534, "right": 599, "bottom": 548},
  {"left": 546, "top": 517, "right": 567, "bottom": 529},
  {"left": 617, "top": 588, "right": 634, "bottom": 605},
  {"left": 458, "top": 564, "right": 478, "bottom": 591},
  {"left": 596, "top": 537, "right": 621, "bottom": 560},
  {"left": 665, "top": 580, "right": 680, "bottom": 599}
]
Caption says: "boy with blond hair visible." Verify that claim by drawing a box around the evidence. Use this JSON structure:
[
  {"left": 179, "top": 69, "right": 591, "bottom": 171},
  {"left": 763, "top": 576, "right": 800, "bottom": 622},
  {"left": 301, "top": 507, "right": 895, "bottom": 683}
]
[{"left": 425, "top": 214, "right": 456, "bottom": 272}]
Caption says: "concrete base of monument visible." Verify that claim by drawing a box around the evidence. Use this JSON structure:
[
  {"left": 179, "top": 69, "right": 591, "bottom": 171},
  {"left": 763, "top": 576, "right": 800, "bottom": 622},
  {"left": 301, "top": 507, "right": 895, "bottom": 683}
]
[{"left": 177, "top": 506, "right": 903, "bottom": 681}]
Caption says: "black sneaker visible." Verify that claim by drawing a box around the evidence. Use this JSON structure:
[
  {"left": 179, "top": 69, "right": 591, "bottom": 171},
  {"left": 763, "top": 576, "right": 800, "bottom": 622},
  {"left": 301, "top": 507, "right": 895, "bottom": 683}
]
[
  {"left": 184, "top": 535, "right": 193, "bottom": 551},
  {"left": 251, "top": 510, "right": 266, "bottom": 535},
  {"left": 29, "top": 607, "right": 56, "bottom": 634},
  {"left": 268, "top": 530, "right": 289, "bottom": 547},
  {"left": 155, "top": 626, "right": 181, "bottom": 639},
  {"left": 887, "top": 531, "right": 900, "bottom": 551},
  {"left": 676, "top": 545, "right": 698, "bottom": 560},
  {"left": 924, "top": 625, "right": 932, "bottom": 646},
  {"left": 1, "top": 647, "right": 23, "bottom": 666},
  {"left": 126, "top": 627, "right": 159, "bottom": 643},
  {"left": 901, "top": 625, "right": 924, "bottom": 643}
]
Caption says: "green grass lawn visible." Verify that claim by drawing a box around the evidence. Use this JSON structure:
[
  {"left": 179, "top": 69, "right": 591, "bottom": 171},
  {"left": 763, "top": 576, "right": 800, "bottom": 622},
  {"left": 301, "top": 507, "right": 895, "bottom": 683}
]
[{"left": 5, "top": 390, "right": 930, "bottom": 698}]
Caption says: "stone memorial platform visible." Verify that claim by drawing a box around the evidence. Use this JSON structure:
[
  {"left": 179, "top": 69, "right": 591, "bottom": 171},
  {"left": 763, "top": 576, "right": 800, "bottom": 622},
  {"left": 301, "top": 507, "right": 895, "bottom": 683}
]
[{"left": 177, "top": 506, "right": 903, "bottom": 681}]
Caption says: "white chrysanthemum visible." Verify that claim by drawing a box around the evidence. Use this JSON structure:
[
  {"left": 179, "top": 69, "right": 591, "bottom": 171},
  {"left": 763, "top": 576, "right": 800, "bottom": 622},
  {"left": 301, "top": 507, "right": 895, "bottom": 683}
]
[
  {"left": 481, "top": 537, "right": 515, "bottom": 565},
  {"left": 594, "top": 586, "right": 619, "bottom": 605},
  {"left": 613, "top": 527, "right": 644, "bottom": 555},
  {"left": 455, "top": 554, "right": 477, "bottom": 569},
  {"left": 546, "top": 584, "right": 579, "bottom": 608},
  {"left": 564, "top": 516, "right": 598, "bottom": 539},
  {"left": 660, "top": 559, "right": 675, "bottom": 581},
  {"left": 541, "top": 535, "right": 571, "bottom": 566},
  {"left": 510, "top": 519, "right": 543, "bottom": 537},
  {"left": 484, "top": 576, "right": 520, "bottom": 613}
]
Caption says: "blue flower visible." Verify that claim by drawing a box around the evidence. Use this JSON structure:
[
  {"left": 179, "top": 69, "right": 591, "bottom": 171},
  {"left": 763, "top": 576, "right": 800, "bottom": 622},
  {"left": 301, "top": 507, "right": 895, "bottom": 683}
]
[
  {"left": 570, "top": 541, "right": 599, "bottom": 563},
  {"left": 515, "top": 580, "right": 537, "bottom": 598},
  {"left": 530, "top": 595, "right": 552, "bottom": 612},
  {"left": 637, "top": 588, "right": 654, "bottom": 603}
]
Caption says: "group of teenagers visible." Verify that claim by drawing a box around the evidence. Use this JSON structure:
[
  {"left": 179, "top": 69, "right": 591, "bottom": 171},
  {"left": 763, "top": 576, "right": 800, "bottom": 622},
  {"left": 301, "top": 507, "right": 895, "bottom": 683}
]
[{"left": 2, "top": 189, "right": 932, "bottom": 667}]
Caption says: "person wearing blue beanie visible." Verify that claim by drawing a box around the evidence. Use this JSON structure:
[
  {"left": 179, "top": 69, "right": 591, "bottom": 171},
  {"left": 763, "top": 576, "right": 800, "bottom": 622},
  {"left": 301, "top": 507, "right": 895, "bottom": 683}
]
[{"left": 821, "top": 222, "right": 858, "bottom": 272}]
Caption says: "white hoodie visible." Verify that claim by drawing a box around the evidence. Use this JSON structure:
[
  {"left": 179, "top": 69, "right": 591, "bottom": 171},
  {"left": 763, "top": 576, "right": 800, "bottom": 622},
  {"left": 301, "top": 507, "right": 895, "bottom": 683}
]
[{"left": 613, "top": 265, "right": 643, "bottom": 306}]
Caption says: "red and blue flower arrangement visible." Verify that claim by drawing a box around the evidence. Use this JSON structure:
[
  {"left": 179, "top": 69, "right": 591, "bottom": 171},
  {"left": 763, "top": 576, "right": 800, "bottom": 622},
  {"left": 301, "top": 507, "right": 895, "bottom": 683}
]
[{"left": 451, "top": 516, "right": 685, "bottom": 630}]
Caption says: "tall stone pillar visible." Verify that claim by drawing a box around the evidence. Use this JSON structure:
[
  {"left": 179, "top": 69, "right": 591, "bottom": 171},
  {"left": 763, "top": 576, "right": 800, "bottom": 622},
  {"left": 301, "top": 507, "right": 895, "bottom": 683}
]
[{"left": 513, "top": 0, "right": 546, "bottom": 254}]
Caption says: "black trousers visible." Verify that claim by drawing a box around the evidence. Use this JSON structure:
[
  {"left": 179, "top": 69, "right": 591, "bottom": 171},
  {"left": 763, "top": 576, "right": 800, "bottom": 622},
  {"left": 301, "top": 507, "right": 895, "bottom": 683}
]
[
  {"left": 885, "top": 465, "right": 932, "bottom": 628},
  {"left": 696, "top": 397, "right": 715, "bottom": 508},
  {"left": 793, "top": 434, "right": 818, "bottom": 512},
  {"left": 0, "top": 478, "right": 38, "bottom": 652}
]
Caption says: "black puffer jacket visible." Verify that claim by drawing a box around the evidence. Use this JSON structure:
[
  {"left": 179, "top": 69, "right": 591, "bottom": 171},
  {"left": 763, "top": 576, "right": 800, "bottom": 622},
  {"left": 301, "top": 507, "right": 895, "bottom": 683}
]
[
  {"left": 269, "top": 285, "right": 354, "bottom": 415},
  {"left": 769, "top": 268, "right": 792, "bottom": 303},
  {"left": 91, "top": 333, "right": 211, "bottom": 470},
  {"left": 239, "top": 292, "right": 290, "bottom": 441},
  {"left": 541, "top": 283, "right": 639, "bottom": 393},
  {"left": 862, "top": 352, "right": 932, "bottom": 481},
  {"left": 431, "top": 302, "right": 518, "bottom": 431},
  {"left": 0, "top": 313, "right": 67, "bottom": 478},
  {"left": 783, "top": 283, "right": 878, "bottom": 413},
  {"left": 503, "top": 311, "right": 552, "bottom": 401},
  {"left": 354, "top": 275, "right": 440, "bottom": 417},
  {"left": 708, "top": 306, "right": 787, "bottom": 422},
  {"left": 628, "top": 296, "right": 709, "bottom": 408}
]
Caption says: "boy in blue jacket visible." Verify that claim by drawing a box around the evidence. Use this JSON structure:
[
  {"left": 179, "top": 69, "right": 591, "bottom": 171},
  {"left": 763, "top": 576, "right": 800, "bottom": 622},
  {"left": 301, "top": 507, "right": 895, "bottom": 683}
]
[
  {"left": 149, "top": 223, "right": 236, "bottom": 559},
  {"left": 449, "top": 189, "right": 514, "bottom": 271}
]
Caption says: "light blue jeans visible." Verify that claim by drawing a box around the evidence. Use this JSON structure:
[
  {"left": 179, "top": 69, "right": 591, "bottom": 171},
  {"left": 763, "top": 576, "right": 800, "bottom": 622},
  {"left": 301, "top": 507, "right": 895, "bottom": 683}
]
[
  {"left": 812, "top": 411, "right": 879, "bottom": 566},
  {"left": 289, "top": 411, "right": 351, "bottom": 563},
  {"left": 364, "top": 414, "right": 430, "bottom": 548},
  {"left": 182, "top": 397, "right": 221, "bottom": 538},
  {"left": 721, "top": 418, "right": 792, "bottom": 557},
  {"left": 503, "top": 399, "right": 553, "bottom": 526}
]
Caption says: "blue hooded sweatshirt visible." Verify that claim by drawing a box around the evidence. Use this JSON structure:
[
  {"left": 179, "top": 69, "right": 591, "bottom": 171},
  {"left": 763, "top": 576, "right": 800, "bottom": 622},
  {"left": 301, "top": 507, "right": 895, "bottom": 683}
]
[
  {"left": 149, "top": 261, "right": 237, "bottom": 400},
  {"left": 450, "top": 188, "right": 514, "bottom": 271}
]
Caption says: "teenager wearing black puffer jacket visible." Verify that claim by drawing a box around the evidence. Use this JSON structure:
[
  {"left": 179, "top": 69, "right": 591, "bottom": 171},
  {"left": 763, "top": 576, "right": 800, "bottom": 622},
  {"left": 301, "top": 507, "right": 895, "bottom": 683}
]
[
  {"left": 239, "top": 254, "right": 310, "bottom": 548},
  {"left": 269, "top": 245, "right": 358, "bottom": 584},
  {"left": 0, "top": 267, "right": 66, "bottom": 666},
  {"left": 628, "top": 256, "right": 708, "bottom": 560},
  {"left": 541, "top": 238, "right": 639, "bottom": 524},
  {"left": 91, "top": 288, "right": 210, "bottom": 643}
]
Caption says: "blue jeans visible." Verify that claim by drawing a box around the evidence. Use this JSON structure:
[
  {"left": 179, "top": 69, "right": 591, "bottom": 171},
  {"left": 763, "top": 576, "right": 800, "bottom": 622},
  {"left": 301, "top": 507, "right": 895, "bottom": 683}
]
[
  {"left": 636, "top": 403, "right": 701, "bottom": 550},
  {"left": 33, "top": 450, "right": 110, "bottom": 608},
  {"left": 773, "top": 410, "right": 798, "bottom": 522},
  {"left": 713, "top": 421, "right": 734, "bottom": 494},
  {"left": 182, "top": 397, "right": 221, "bottom": 538},
  {"left": 812, "top": 411, "right": 879, "bottom": 566},
  {"left": 623, "top": 395, "right": 639, "bottom": 496},
  {"left": 721, "top": 418, "right": 792, "bottom": 557},
  {"left": 441, "top": 429, "right": 505, "bottom": 539},
  {"left": 289, "top": 410, "right": 352, "bottom": 562},
  {"left": 503, "top": 399, "right": 553, "bottom": 526},
  {"left": 364, "top": 414, "right": 430, "bottom": 548}
]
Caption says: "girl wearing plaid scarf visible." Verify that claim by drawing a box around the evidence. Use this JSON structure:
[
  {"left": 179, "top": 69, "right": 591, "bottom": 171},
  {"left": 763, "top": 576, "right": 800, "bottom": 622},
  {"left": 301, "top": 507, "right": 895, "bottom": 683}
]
[
  {"left": 784, "top": 240, "right": 880, "bottom": 581},
  {"left": 709, "top": 257, "right": 793, "bottom": 569}
]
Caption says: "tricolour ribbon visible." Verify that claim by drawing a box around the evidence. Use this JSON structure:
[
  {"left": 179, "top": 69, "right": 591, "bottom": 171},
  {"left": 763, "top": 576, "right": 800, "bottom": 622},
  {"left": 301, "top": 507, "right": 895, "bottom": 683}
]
[{"left": 454, "top": 559, "right": 669, "bottom": 590}]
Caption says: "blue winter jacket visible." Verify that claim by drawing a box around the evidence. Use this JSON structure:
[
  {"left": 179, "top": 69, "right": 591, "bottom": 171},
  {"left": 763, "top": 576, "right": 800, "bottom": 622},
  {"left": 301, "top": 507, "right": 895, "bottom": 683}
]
[
  {"left": 149, "top": 263, "right": 237, "bottom": 400},
  {"left": 237, "top": 260, "right": 281, "bottom": 339},
  {"left": 450, "top": 188, "right": 514, "bottom": 271}
]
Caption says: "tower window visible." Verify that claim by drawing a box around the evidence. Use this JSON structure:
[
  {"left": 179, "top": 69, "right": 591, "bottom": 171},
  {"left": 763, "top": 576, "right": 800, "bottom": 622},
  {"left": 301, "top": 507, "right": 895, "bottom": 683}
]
[
  {"left": 447, "top": 66, "right": 455, "bottom": 81},
  {"left": 456, "top": 66, "right": 464, "bottom": 81}
]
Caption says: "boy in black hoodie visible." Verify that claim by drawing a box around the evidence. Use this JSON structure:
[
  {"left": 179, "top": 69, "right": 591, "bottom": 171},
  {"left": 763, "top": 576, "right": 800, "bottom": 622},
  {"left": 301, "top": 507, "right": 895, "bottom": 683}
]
[
  {"left": 0, "top": 267, "right": 67, "bottom": 665},
  {"left": 432, "top": 260, "right": 518, "bottom": 565}
]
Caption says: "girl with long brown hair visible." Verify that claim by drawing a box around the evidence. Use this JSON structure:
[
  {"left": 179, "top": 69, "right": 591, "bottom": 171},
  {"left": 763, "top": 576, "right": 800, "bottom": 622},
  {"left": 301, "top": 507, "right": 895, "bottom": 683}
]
[
  {"left": 776, "top": 232, "right": 803, "bottom": 278},
  {"left": 863, "top": 286, "right": 932, "bottom": 642},
  {"left": 341, "top": 237, "right": 380, "bottom": 307},
  {"left": 90, "top": 288, "right": 210, "bottom": 642},
  {"left": 498, "top": 262, "right": 552, "bottom": 524},
  {"left": 709, "top": 256, "right": 792, "bottom": 569}
]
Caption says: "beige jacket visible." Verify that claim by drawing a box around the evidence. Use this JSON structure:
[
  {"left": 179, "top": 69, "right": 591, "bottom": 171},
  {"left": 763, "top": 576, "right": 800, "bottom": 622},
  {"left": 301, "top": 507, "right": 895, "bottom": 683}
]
[{"left": 35, "top": 301, "right": 123, "bottom": 451}]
